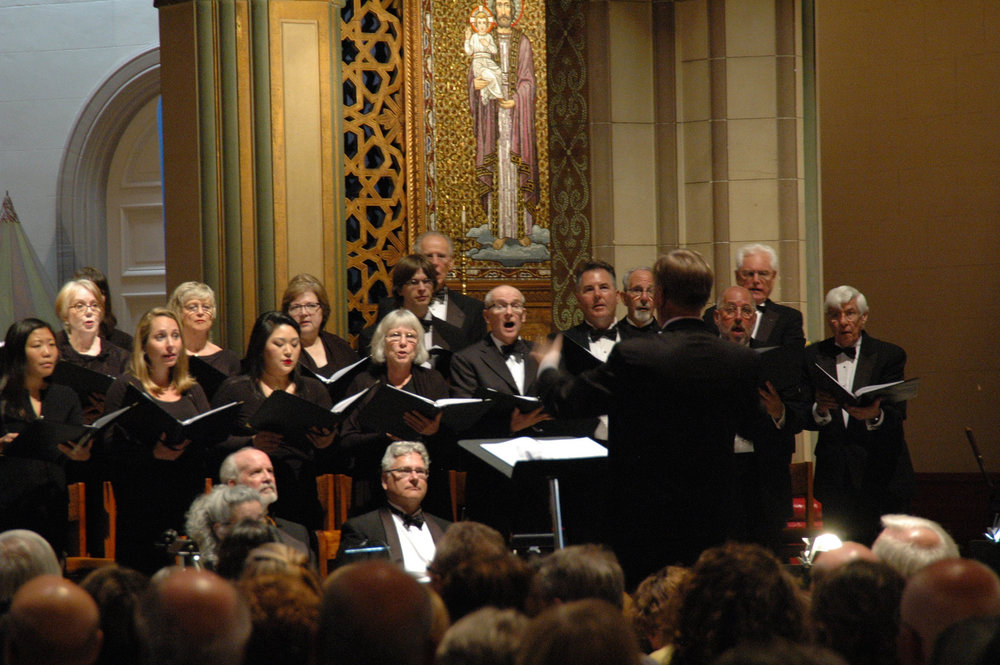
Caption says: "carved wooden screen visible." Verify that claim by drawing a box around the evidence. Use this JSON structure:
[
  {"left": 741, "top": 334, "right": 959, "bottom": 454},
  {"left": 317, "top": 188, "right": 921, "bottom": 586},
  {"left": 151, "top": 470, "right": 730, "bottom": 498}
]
[{"left": 342, "top": 0, "right": 406, "bottom": 338}]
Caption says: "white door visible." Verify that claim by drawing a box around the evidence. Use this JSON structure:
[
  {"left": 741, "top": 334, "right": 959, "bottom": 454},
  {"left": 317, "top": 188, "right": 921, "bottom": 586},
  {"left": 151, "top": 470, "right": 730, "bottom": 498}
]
[{"left": 105, "top": 97, "right": 166, "bottom": 334}]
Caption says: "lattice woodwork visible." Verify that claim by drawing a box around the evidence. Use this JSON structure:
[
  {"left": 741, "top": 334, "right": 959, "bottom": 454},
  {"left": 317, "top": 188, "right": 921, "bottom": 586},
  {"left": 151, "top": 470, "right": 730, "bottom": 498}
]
[{"left": 342, "top": 0, "right": 406, "bottom": 338}]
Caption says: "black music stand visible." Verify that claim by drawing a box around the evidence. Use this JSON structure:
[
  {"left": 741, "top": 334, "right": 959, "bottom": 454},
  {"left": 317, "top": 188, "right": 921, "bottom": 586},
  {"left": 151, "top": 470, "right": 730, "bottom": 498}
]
[{"left": 458, "top": 436, "right": 607, "bottom": 549}]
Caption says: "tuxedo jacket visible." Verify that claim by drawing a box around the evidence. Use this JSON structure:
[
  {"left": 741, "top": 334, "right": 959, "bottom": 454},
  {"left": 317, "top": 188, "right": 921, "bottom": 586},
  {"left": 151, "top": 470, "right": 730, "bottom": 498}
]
[
  {"left": 376, "top": 289, "right": 486, "bottom": 351},
  {"left": 802, "top": 332, "right": 914, "bottom": 510},
  {"left": 560, "top": 321, "right": 621, "bottom": 351},
  {"left": 334, "top": 506, "right": 450, "bottom": 568},
  {"left": 450, "top": 336, "right": 539, "bottom": 437},
  {"left": 539, "top": 317, "right": 761, "bottom": 579},
  {"left": 704, "top": 298, "right": 806, "bottom": 348}
]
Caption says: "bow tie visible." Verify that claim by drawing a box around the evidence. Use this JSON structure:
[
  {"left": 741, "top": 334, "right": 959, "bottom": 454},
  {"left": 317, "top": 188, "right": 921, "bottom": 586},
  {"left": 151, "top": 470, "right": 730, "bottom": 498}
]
[
  {"left": 836, "top": 345, "right": 856, "bottom": 360},
  {"left": 756, "top": 304, "right": 766, "bottom": 312},
  {"left": 588, "top": 328, "right": 617, "bottom": 343},
  {"left": 500, "top": 342, "right": 521, "bottom": 358},
  {"left": 390, "top": 505, "right": 424, "bottom": 529},
  {"left": 431, "top": 290, "right": 447, "bottom": 305},
  {"left": 421, "top": 318, "right": 433, "bottom": 332}
]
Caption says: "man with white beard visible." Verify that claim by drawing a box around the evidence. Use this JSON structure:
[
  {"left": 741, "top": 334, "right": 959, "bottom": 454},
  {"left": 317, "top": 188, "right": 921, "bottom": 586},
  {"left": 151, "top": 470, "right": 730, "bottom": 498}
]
[
  {"left": 617, "top": 267, "right": 658, "bottom": 336},
  {"left": 220, "top": 447, "right": 314, "bottom": 562}
]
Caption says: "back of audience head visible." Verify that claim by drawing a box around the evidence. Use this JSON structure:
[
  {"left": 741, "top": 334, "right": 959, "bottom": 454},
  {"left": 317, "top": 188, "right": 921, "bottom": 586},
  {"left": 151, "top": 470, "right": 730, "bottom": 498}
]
[
  {"left": 872, "top": 514, "right": 959, "bottom": 578},
  {"left": 710, "top": 639, "right": 849, "bottom": 665},
  {"left": 527, "top": 544, "right": 625, "bottom": 614},
  {"left": 626, "top": 564, "right": 691, "bottom": 653},
  {"left": 0, "top": 530, "right": 61, "bottom": 611},
  {"left": 899, "top": 557, "right": 1000, "bottom": 665},
  {"left": 317, "top": 560, "right": 433, "bottom": 665},
  {"left": 517, "top": 599, "right": 640, "bottom": 665},
  {"left": 437, "top": 552, "right": 532, "bottom": 622},
  {"left": 79, "top": 565, "right": 150, "bottom": 665},
  {"left": 810, "top": 559, "right": 904, "bottom": 665},
  {"left": 184, "top": 484, "right": 266, "bottom": 565},
  {"left": 241, "top": 542, "right": 319, "bottom": 591},
  {"left": 135, "top": 567, "right": 251, "bottom": 665},
  {"left": 672, "top": 543, "right": 807, "bottom": 665},
  {"left": 214, "top": 518, "right": 280, "bottom": 580},
  {"left": 809, "top": 542, "right": 879, "bottom": 589},
  {"left": 237, "top": 572, "right": 320, "bottom": 665},
  {"left": 428, "top": 521, "right": 508, "bottom": 590},
  {"left": 436, "top": 607, "right": 528, "bottom": 665},
  {"left": 4, "top": 574, "right": 103, "bottom": 665},
  {"left": 929, "top": 614, "right": 1000, "bottom": 665}
]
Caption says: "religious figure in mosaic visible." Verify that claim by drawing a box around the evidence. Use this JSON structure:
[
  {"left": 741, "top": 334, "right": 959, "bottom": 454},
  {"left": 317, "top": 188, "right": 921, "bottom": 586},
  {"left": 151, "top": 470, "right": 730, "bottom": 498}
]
[{"left": 467, "top": 0, "right": 540, "bottom": 251}]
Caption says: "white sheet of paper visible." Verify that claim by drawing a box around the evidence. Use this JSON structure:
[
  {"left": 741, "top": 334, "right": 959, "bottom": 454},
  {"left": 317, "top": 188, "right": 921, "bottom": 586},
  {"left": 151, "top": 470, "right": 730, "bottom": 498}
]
[{"left": 481, "top": 436, "right": 607, "bottom": 468}]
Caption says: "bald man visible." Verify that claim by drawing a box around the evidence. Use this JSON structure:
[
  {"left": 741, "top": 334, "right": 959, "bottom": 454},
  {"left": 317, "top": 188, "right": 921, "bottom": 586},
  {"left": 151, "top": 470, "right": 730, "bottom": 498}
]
[
  {"left": 872, "top": 514, "right": 959, "bottom": 578},
  {"left": 136, "top": 568, "right": 251, "bottom": 665},
  {"left": 810, "top": 541, "right": 879, "bottom": 589},
  {"left": 4, "top": 575, "right": 103, "bottom": 665},
  {"left": 317, "top": 560, "right": 433, "bottom": 665},
  {"left": 898, "top": 558, "right": 1000, "bottom": 665}
]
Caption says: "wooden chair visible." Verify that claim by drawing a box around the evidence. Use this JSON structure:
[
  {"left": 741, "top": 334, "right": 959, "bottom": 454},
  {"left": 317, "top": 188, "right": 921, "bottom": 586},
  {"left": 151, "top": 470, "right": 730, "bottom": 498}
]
[
  {"left": 65, "top": 481, "right": 117, "bottom": 573},
  {"left": 780, "top": 461, "right": 824, "bottom": 561},
  {"left": 449, "top": 470, "right": 467, "bottom": 522},
  {"left": 315, "top": 474, "right": 352, "bottom": 577}
]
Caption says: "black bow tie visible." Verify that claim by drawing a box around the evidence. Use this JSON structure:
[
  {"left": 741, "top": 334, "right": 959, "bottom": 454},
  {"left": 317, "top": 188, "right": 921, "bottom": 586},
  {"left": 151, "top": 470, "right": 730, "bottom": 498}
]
[
  {"left": 588, "top": 328, "right": 617, "bottom": 343},
  {"left": 431, "top": 290, "right": 447, "bottom": 305},
  {"left": 836, "top": 345, "right": 856, "bottom": 360},
  {"left": 756, "top": 304, "right": 766, "bottom": 312},
  {"left": 500, "top": 342, "right": 520, "bottom": 358},
  {"left": 390, "top": 505, "right": 424, "bottom": 529},
  {"left": 421, "top": 318, "right": 433, "bottom": 332}
]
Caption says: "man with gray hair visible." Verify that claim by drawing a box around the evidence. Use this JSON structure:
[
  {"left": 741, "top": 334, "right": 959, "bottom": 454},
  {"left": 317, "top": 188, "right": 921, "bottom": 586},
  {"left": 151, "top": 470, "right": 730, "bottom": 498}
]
[
  {"left": 801, "top": 285, "right": 915, "bottom": 545},
  {"left": 184, "top": 484, "right": 269, "bottom": 567},
  {"left": 0, "top": 530, "right": 61, "bottom": 612},
  {"left": 872, "top": 514, "right": 959, "bottom": 577},
  {"left": 528, "top": 544, "right": 626, "bottom": 613},
  {"left": 335, "top": 441, "right": 451, "bottom": 577},
  {"left": 704, "top": 243, "right": 805, "bottom": 348},
  {"left": 617, "top": 267, "right": 658, "bottom": 336}
]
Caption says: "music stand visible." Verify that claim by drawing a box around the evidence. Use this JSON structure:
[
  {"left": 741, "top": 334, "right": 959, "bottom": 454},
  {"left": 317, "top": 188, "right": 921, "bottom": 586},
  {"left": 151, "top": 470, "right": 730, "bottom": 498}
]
[{"left": 459, "top": 436, "right": 608, "bottom": 549}]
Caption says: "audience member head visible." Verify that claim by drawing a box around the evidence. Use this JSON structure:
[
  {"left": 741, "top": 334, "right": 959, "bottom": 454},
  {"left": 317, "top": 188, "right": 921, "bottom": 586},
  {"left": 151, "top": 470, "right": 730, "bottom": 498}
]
[
  {"left": 238, "top": 572, "right": 320, "bottom": 665},
  {"left": 626, "top": 564, "right": 691, "bottom": 652},
  {"left": 619, "top": 267, "right": 655, "bottom": 327},
  {"left": 573, "top": 259, "right": 617, "bottom": 330},
  {"left": 672, "top": 543, "right": 807, "bottom": 665},
  {"left": 929, "top": 614, "right": 1000, "bottom": 665},
  {"left": 135, "top": 568, "right": 251, "bottom": 665},
  {"left": 240, "top": 310, "right": 302, "bottom": 382},
  {"left": 711, "top": 639, "right": 849, "bottom": 665},
  {"left": 317, "top": 560, "right": 433, "bottom": 665},
  {"left": 391, "top": 254, "right": 439, "bottom": 315},
  {"left": 221, "top": 447, "right": 278, "bottom": 506},
  {"left": 280, "top": 272, "right": 332, "bottom": 331},
  {"left": 415, "top": 231, "right": 455, "bottom": 290},
  {"left": 714, "top": 285, "right": 757, "bottom": 345},
  {"left": 898, "top": 558, "right": 1000, "bottom": 665},
  {"left": 810, "top": 559, "right": 904, "bottom": 665},
  {"left": 528, "top": 544, "right": 625, "bottom": 613},
  {"left": 0, "top": 530, "right": 61, "bottom": 611},
  {"left": 483, "top": 285, "right": 527, "bottom": 345},
  {"left": 734, "top": 243, "right": 779, "bottom": 306},
  {"left": 872, "top": 514, "right": 959, "bottom": 578},
  {"left": 517, "top": 599, "right": 640, "bottom": 665},
  {"left": 4, "top": 574, "right": 102, "bottom": 665},
  {"left": 370, "top": 308, "right": 430, "bottom": 366},
  {"left": 436, "top": 607, "right": 528, "bottom": 665},
  {"left": 184, "top": 484, "right": 266, "bottom": 565},
  {"left": 428, "top": 521, "right": 508, "bottom": 592},
  {"left": 241, "top": 543, "right": 319, "bottom": 592},
  {"left": 437, "top": 551, "right": 532, "bottom": 622},
  {"left": 214, "top": 518, "right": 280, "bottom": 580},
  {"left": 809, "top": 541, "right": 879, "bottom": 589},
  {"left": 79, "top": 565, "right": 150, "bottom": 665},
  {"left": 653, "top": 249, "right": 713, "bottom": 317},
  {"left": 72, "top": 267, "right": 120, "bottom": 339}
]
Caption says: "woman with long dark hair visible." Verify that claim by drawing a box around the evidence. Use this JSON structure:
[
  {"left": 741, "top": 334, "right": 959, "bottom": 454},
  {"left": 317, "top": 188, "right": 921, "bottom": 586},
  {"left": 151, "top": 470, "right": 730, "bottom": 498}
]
[
  {"left": 0, "top": 318, "right": 87, "bottom": 552},
  {"left": 212, "top": 311, "right": 335, "bottom": 529}
]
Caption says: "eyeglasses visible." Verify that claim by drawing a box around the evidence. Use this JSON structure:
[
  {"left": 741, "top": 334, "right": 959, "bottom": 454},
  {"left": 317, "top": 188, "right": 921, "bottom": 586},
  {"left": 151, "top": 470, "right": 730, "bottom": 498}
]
[
  {"left": 183, "top": 303, "right": 215, "bottom": 314},
  {"left": 288, "top": 302, "right": 322, "bottom": 314},
  {"left": 626, "top": 287, "right": 654, "bottom": 297},
  {"left": 69, "top": 302, "right": 102, "bottom": 313},
  {"left": 488, "top": 302, "right": 525, "bottom": 313},
  {"left": 386, "top": 331, "right": 419, "bottom": 343},
  {"left": 405, "top": 278, "right": 435, "bottom": 288},
  {"left": 387, "top": 466, "right": 429, "bottom": 478},
  {"left": 736, "top": 270, "right": 775, "bottom": 280},
  {"left": 827, "top": 309, "right": 862, "bottom": 322},
  {"left": 719, "top": 304, "right": 756, "bottom": 319}
]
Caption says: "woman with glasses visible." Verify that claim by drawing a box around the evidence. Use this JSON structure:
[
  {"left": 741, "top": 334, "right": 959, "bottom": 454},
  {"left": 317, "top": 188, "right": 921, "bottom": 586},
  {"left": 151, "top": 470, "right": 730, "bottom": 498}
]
[
  {"left": 167, "top": 281, "right": 240, "bottom": 377},
  {"left": 280, "top": 273, "right": 358, "bottom": 378},
  {"left": 73, "top": 266, "right": 134, "bottom": 351},
  {"left": 212, "top": 311, "right": 335, "bottom": 530},
  {"left": 340, "top": 308, "right": 450, "bottom": 512},
  {"left": 54, "top": 279, "right": 131, "bottom": 422},
  {"left": 0, "top": 318, "right": 88, "bottom": 552}
]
